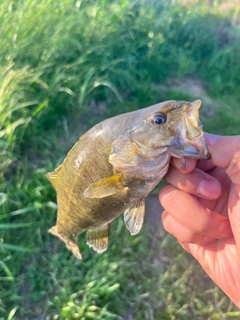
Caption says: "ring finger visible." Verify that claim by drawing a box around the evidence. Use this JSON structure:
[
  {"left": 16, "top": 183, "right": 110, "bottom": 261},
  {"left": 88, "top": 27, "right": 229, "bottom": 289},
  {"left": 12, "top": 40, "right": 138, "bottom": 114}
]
[{"left": 162, "top": 211, "right": 216, "bottom": 244}]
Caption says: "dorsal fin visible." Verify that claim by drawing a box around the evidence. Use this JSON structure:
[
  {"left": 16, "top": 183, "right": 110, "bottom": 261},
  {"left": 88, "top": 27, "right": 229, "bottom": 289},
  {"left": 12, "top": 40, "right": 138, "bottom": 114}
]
[{"left": 46, "top": 164, "right": 63, "bottom": 191}]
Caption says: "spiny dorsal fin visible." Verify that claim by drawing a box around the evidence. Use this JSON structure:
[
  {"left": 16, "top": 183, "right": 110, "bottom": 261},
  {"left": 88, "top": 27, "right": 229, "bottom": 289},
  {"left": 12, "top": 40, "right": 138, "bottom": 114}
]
[
  {"left": 46, "top": 164, "right": 63, "bottom": 191},
  {"left": 86, "top": 224, "right": 110, "bottom": 253}
]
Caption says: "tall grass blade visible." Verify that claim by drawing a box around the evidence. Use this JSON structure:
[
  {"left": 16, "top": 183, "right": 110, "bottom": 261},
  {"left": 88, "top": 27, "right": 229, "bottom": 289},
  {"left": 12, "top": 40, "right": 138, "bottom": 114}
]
[{"left": 0, "top": 243, "right": 36, "bottom": 252}]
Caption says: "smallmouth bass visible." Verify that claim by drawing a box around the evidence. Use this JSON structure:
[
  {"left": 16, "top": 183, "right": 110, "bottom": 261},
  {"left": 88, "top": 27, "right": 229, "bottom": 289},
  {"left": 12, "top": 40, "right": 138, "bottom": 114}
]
[{"left": 46, "top": 99, "right": 210, "bottom": 259}]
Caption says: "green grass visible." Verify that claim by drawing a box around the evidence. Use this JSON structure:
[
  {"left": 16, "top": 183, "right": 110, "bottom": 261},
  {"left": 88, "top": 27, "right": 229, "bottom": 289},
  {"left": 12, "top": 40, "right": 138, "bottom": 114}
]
[{"left": 1, "top": 0, "right": 240, "bottom": 319}]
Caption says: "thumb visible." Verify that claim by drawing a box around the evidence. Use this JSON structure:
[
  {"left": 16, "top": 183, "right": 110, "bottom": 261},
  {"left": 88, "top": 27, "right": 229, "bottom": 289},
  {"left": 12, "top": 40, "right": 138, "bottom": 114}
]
[
  {"left": 204, "top": 133, "right": 240, "bottom": 193},
  {"left": 205, "top": 133, "right": 240, "bottom": 252}
]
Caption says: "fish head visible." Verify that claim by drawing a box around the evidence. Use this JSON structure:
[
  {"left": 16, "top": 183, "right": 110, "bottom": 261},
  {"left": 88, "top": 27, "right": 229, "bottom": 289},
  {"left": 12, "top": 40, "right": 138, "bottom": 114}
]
[{"left": 131, "top": 99, "right": 210, "bottom": 159}]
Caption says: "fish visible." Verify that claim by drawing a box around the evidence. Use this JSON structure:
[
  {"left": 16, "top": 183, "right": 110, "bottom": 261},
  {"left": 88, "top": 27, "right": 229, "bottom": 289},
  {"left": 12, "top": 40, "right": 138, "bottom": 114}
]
[{"left": 46, "top": 99, "right": 210, "bottom": 259}]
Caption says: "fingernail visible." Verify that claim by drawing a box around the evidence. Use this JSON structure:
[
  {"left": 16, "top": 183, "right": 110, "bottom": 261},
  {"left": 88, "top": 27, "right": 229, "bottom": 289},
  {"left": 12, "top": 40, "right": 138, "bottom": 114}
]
[
  {"left": 197, "top": 179, "right": 219, "bottom": 199},
  {"left": 182, "top": 158, "right": 186, "bottom": 170},
  {"left": 204, "top": 133, "right": 220, "bottom": 146},
  {"left": 215, "top": 220, "right": 232, "bottom": 239}
]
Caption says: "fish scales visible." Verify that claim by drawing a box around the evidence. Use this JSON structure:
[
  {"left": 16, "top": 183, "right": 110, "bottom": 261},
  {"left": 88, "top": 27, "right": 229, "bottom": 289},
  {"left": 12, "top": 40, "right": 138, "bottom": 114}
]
[{"left": 47, "top": 100, "right": 210, "bottom": 259}]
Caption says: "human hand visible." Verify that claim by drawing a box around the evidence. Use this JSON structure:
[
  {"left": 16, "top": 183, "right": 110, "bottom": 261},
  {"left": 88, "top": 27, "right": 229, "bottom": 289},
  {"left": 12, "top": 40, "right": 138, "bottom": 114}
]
[{"left": 159, "top": 133, "right": 240, "bottom": 308}]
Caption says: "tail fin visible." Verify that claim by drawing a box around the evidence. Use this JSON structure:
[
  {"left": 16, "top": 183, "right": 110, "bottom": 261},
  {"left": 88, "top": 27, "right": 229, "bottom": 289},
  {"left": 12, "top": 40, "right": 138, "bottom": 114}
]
[{"left": 49, "top": 226, "right": 82, "bottom": 260}]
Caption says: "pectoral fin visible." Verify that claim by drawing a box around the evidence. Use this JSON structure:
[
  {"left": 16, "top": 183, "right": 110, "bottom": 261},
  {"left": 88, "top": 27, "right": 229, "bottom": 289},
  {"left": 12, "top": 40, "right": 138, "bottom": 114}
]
[
  {"left": 87, "top": 224, "right": 110, "bottom": 253},
  {"left": 83, "top": 174, "right": 127, "bottom": 198},
  {"left": 124, "top": 199, "right": 145, "bottom": 235}
]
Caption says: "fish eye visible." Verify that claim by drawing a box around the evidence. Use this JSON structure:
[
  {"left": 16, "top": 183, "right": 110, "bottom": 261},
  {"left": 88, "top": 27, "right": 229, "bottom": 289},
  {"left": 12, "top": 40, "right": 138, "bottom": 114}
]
[{"left": 150, "top": 113, "right": 167, "bottom": 125}]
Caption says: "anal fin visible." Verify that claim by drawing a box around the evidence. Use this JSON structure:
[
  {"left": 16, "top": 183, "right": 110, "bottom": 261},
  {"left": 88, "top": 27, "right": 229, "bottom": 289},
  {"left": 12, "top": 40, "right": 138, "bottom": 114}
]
[
  {"left": 87, "top": 224, "right": 110, "bottom": 253},
  {"left": 124, "top": 199, "right": 145, "bottom": 235},
  {"left": 84, "top": 174, "right": 127, "bottom": 198}
]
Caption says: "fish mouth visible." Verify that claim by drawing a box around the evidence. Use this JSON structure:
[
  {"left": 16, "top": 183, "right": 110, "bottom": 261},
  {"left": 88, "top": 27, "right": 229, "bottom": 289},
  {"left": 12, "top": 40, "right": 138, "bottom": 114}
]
[
  {"left": 171, "top": 100, "right": 210, "bottom": 159},
  {"left": 175, "top": 137, "right": 210, "bottom": 159},
  {"left": 185, "top": 99, "right": 203, "bottom": 140}
]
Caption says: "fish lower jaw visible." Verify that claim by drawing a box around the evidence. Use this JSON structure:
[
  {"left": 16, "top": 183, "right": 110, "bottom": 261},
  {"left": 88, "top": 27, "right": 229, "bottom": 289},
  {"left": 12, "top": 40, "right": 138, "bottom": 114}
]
[{"left": 171, "top": 145, "right": 210, "bottom": 159}]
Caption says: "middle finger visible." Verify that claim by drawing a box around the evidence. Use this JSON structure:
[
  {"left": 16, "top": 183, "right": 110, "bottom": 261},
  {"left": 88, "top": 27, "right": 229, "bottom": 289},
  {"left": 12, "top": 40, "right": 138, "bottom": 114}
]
[
  {"left": 159, "top": 185, "right": 232, "bottom": 239},
  {"left": 164, "top": 165, "right": 222, "bottom": 200}
]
